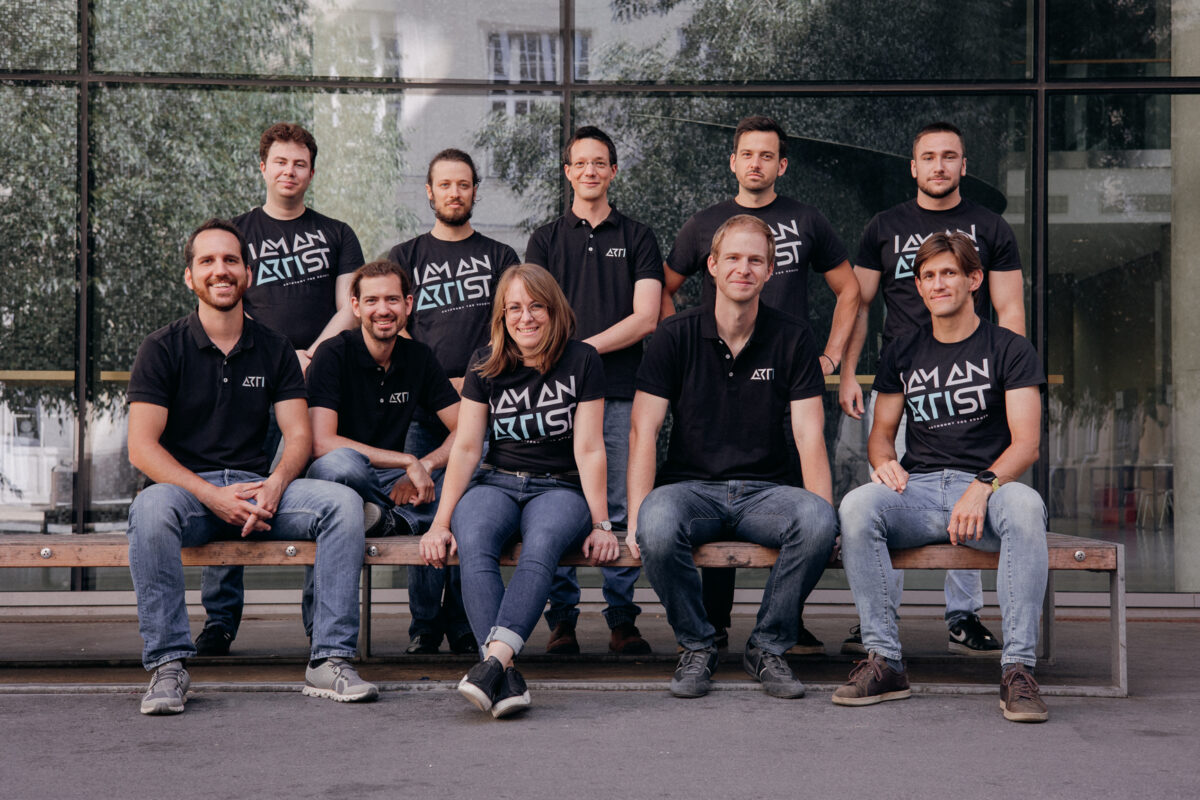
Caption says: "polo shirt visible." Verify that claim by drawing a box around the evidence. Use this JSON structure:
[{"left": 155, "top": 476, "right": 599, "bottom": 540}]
[
  {"left": 127, "top": 312, "right": 306, "bottom": 475},
  {"left": 636, "top": 303, "right": 825, "bottom": 484},
  {"left": 524, "top": 206, "right": 664, "bottom": 400},
  {"left": 306, "top": 329, "right": 459, "bottom": 453}
]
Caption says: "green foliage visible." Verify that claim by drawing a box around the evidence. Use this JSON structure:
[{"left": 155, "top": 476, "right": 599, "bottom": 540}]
[{"left": 474, "top": 102, "right": 564, "bottom": 233}]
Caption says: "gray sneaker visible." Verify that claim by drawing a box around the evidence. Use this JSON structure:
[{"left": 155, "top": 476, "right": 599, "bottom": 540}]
[
  {"left": 743, "top": 643, "right": 806, "bottom": 698},
  {"left": 670, "top": 646, "right": 719, "bottom": 698},
  {"left": 302, "top": 657, "right": 379, "bottom": 703},
  {"left": 140, "top": 660, "right": 190, "bottom": 715},
  {"left": 364, "top": 502, "right": 385, "bottom": 535}
]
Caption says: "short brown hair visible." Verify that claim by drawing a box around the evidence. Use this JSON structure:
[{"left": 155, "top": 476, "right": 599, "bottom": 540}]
[
  {"left": 912, "top": 121, "right": 964, "bottom": 158},
  {"left": 259, "top": 122, "right": 318, "bottom": 168},
  {"left": 563, "top": 125, "right": 618, "bottom": 166},
  {"left": 733, "top": 115, "right": 787, "bottom": 160},
  {"left": 184, "top": 218, "right": 249, "bottom": 270},
  {"left": 426, "top": 148, "right": 480, "bottom": 186},
  {"left": 476, "top": 264, "right": 576, "bottom": 377},
  {"left": 350, "top": 260, "right": 412, "bottom": 299},
  {"left": 710, "top": 214, "right": 775, "bottom": 266},
  {"left": 913, "top": 231, "right": 983, "bottom": 289}
]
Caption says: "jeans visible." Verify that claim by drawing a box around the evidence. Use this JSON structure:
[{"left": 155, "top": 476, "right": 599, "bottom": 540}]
[
  {"left": 839, "top": 470, "right": 1048, "bottom": 667},
  {"left": 127, "top": 470, "right": 364, "bottom": 669},
  {"left": 636, "top": 480, "right": 837, "bottom": 656},
  {"left": 453, "top": 469, "right": 591, "bottom": 657},
  {"left": 546, "top": 398, "right": 641, "bottom": 631}
]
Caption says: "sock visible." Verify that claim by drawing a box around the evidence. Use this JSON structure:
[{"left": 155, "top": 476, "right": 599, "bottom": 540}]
[
  {"left": 884, "top": 656, "right": 905, "bottom": 673},
  {"left": 309, "top": 657, "right": 327, "bottom": 670}
]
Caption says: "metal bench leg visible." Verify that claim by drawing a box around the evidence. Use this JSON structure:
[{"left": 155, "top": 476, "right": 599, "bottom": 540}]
[
  {"left": 1039, "top": 571, "right": 1054, "bottom": 662},
  {"left": 1112, "top": 544, "right": 1128, "bottom": 696},
  {"left": 361, "top": 565, "right": 373, "bottom": 659}
]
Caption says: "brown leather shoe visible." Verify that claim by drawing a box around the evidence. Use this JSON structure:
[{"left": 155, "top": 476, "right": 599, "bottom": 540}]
[
  {"left": 546, "top": 621, "right": 580, "bottom": 654},
  {"left": 608, "top": 622, "right": 652, "bottom": 655}
]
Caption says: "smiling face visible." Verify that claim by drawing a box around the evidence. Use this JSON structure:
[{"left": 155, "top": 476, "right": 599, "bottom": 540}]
[
  {"left": 564, "top": 137, "right": 616, "bottom": 204},
  {"left": 184, "top": 229, "right": 250, "bottom": 312},
  {"left": 915, "top": 250, "right": 982, "bottom": 319},
  {"left": 730, "top": 130, "right": 787, "bottom": 194},
  {"left": 260, "top": 139, "right": 314, "bottom": 205},
  {"left": 426, "top": 158, "right": 476, "bottom": 226},
  {"left": 502, "top": 276, "right": 549, "bottom": 357},
  {"left": 911, "top": 131, "right": 966, "bottom": 202},
  {"left": 708, "top": 225, "right": 774, "bottom": 305},
  {"left": 352, "top": 273, "right": 411, "bottom": 344}
]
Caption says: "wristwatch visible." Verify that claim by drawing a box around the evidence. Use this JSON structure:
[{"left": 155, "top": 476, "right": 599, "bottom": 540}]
[
  {"left": 976, "top": 470, "right": 1001, "bottom": 493},
  {"left": 592, "top": 520, "right": 613, "bottom": 532}
]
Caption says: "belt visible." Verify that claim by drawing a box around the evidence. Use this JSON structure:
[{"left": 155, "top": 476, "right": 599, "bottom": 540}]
[{"left": 479, "top": 463, "right": 580, "bottom": 482}]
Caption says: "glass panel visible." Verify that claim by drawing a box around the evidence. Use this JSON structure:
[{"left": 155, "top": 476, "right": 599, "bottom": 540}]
[
  {"left": 1047, "top": 0, "right": 1182, "bottom": 79},
  {"left": 0, "top": 0, "right": 77, "bottom": 71},
  {"left": 577, "top": 1, "right": 1029, "bottom": 83}
]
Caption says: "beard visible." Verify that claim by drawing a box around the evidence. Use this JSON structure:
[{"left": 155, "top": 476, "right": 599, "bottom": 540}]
[
  {"left": 918, "top": 175, "right": 961, "bottom": 199},
  {"left": 434, "top": 201, "right": 473, "bottom": 227}
]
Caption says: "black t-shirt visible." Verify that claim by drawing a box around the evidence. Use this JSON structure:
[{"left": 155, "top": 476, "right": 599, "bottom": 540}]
[
  {"left": 666, "top": 196, "right": 849, "bottom": 319},
  {"left": 857, "top": 198, "right": 1022, "bottom": 351},
  {"left": 306, "top": 330, "right": 459, "bottom": 452},
  {"left": 386, "top": 231, "right": 520, "bottom": 378},
  {"left": 524, "top": 207, "right": 664, "bottom": 400},
  {"left": 874, "top": 320, "right": 1045, "bottom": 475},
  {"left": 636, "top": 303, "right": 825, "bottom": 484},
  {"left": 462, "top": 340, "right": 606, "bottom": 474},
  {"left": 233, "top": 206, "right": 365, "bottom": 349},
  {"left": 127, "top": 313, "right": 307, "bottom": 475}
]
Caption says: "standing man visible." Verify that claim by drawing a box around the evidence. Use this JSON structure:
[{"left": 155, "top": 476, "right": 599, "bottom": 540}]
[
  {"left": 386, "top": 149, "right": 519, "bottom": 653},
  {"left": 834, "top": 232, "right": 1048, "bottom": 723},
  {"left": 196, "top": 122, "right": 366, "bottom": 657},
  {"left": 127, "top": 219, "right": 375, "bottom": 715},
  {"left": 663, "top": 114, "right": 860, "bottom": 652},
  {"left": 628, "top": 215, "right": 838, "bottom": 699},
  {"left": 839, "top": 121, "right": 1025, "bottom": 656},
  {"left": 525, "top": 125, "right": 664, "bottom": 655}
]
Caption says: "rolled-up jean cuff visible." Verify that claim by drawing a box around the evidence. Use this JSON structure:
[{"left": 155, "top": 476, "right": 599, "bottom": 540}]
[
  {"left": 485, "top": 625, "right": 525, "bottom": 657},
  {"left": 145, "top": 650, "right": 193, "bottom": 672},
  {"left": 1001, "top": 655, "right": 1038, "bottom": 669},
  {"left": 312, "top": 648, "right": 357, "bottom": 661}
]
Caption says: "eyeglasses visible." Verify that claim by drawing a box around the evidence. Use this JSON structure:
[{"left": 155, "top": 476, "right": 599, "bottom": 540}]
[{"left": 567, "top": 160, "right": 612, "bottom": 172}]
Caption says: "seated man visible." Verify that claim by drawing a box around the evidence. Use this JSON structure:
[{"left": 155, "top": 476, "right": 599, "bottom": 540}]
[
  {"left": 835, "top": 231, "right": 1049, "bottom": 723},
  {"left": 126, "top": 218, "right": 375, "bottom": 715},
  {"left": 304, "top": 260, "right": 469, "bottom": 652},
  {"left": 627, "top": 214, "right": 837, "bottom": 699}
]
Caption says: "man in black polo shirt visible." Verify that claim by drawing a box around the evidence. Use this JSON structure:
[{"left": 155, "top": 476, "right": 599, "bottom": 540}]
[
  {"left": 386, "top": 149, "right": 519, "bottom": 654},
  {"left": 198, "top": 122, "right": 366, "bottom": 657},
  {"left": 304, "top": 260, "right": 465, "bottom": 650},
  {"left": 126, "top": 218, "right": 375, "bottom": 715},
  {"left": 838, "top": 121, "right": 1026, "bottom": 657},
  {"left": 663, "top": 114, "right": 859, "bottom": 653},
  {"left": 628, "top": 215, "right": 838, "bottom": 699},
  {"left": 525, "top": 126, "right": 664, "bottom": 655}
]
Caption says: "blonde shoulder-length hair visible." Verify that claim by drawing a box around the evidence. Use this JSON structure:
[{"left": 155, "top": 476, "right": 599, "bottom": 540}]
[{"left": 476, "top": 263, "right": 577, "bottom": 378}]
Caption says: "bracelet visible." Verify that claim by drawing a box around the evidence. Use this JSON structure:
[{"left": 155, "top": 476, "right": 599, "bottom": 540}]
[{"left": 820, "top": 353, "right": 838, "bottom": 371}]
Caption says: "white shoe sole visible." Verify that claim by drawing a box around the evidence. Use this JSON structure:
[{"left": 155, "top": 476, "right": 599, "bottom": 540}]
[
  {"left": 457, "top": 675, "right": 494, "bottom": 711},
  {"left": 831, "top": 688, "right": 912, "bottom": 706},
  {"left": 1000, "top": 700, "right": 1049, "bottom": 722},
  {"left": 491, "top": 690, "right": 532, "bottom": 718},
  {"left": 301, "top": 685, "right": 378, "bottom": 702},
  {"left": 140, "top": 696, "right": 186, "bottom": 715}
]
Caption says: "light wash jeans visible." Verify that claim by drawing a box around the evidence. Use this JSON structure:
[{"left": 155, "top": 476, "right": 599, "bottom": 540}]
[
  {"left": 839, "top": 470, "right": 1048, "bottom": 666},
  {"left": 636, "top": 480, "right": 837, "bottom": 656},
  {"left": 546, "top": 398, "right": 641, "bottom": 630},
  {"left": 127, "top": 470, "right": 364, "bottom": 669}
]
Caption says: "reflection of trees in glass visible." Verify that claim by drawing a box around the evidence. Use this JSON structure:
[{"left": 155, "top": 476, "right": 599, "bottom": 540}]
[{"left": 0, "top": 0, "right": 77, "bottom": 71}]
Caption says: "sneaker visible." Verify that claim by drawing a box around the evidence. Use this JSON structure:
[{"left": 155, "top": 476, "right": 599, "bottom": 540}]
[
  {"left": 491, "top": 666, "right": 532, "bottom": 718},
  {"left": 786, "top": 622, "right": 825, "bottom": 655},
  {"left": 302, "top": 657, "right": 379, "bottom": 703},
  {"left": 364, "top": 503, "right": 413, "bottom": 537},
  {"left": 140, "top": 660, "right": 190, "bottom": 715},
  {"left": 840, "top": 624, "right": 866, "bottom": 656},
  {"left": 670, "top": 646, "right": 719, "bottom": 698},
  {"left": 743, "top": 643, "right": 805, "bottom": 698},
  {"left": 449, "top": 630, "right": 479, "bottom": 655},
  {"left": 609, "top": 622, "right": 652, "bottom": 655},
  {"left": 405, "top": 634, "right": 442, "bottom": 654},
  {"left": 832, "top": 652, "right": 912, "bottom": 707},
  {"left": 193, "top": 624, "right": 233, "bottom": 657},
  {"left": 948, "top": 614, "right": 1003, "bottom": 655},
  {"left": 458, "top": 656, "right": 504, "bottom": 712},
  {"left": 546, "top": 621, "right": 580, "bottom": 654},
  {"left": 1000, "top": 664, "right": 1049, "bottom": 723},
  {"left": 364, "top": 502, "right": 384, "bottom": 535}
]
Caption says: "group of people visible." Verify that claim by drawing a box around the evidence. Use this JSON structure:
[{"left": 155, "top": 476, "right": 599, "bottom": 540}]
[{"left": 126, "top": 115, "right": 1050, "bottom": 724}]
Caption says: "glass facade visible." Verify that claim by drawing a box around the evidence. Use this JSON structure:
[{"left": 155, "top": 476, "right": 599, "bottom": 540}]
[{"left": 2, "top": 1, "right": 1197, "bottom": 597}]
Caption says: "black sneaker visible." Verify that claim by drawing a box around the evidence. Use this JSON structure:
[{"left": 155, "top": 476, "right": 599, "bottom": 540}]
[
  {"left": 449, "top": 630, "right": 479, "bottom": 655},
  {"left": 832, "top": 652, "right": 912, "bottom": 706},
  {"left": 948, "top": 614, "right": 1003, "bottom": 655},
  {"left": 491, "top": 666, "right": 532, "bottom": 718},
  {"left": 193, "top": 624, "right": 233, "bottom": 657},
  {"left": 670, "top": 646, "right": 719, "bottom": 698},
  {"left": 786, "top": 622, "right": 824, "bottom": 655},
  {"left": 1000, "top": 664, "right": 1049, "bottom": 723},
  {"left": 458, "top": 656, "right": 504, "bottom": 712},
  {"left": 743, "top": 643, "right": 805, "bottom": 698},
  {"left": 841, "top": 624, "right": 866, "bottom": 656},
  {"left": 405, "top": 633, "right": 442, "bottom": 654}
]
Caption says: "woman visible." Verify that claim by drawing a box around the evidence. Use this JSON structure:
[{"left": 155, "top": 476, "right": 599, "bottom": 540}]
[{"left": 420, "top": 263, "right": 619, "bottom": 718}]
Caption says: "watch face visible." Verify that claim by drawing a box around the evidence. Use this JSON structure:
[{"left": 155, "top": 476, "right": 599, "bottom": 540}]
[{"left": 595, "top": 521, "right": 612, "bottom": 531}]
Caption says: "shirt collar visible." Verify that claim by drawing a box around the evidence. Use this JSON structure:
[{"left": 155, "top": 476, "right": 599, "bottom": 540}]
[
  {"left": 186, "top": 310, "right": 256, "bottom": 353},
  {"left": 564, "top": 205, "right": 622, "bottom": 230}
]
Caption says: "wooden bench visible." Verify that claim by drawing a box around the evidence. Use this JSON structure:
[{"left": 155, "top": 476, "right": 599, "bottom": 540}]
[{"left": 0, "top": 531, "right": 1125, "bottom": 696}]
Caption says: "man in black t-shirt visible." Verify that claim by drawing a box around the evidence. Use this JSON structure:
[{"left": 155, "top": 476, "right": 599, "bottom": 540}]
[
  {"left": 198, "top": 122, "right": 366, "bottom": 657},
  {"left": 628, "top": 215, "right": 838, "bottom": 699},
  {"left": 838, "top": 122, "right": 1026, "bottom": 657},
  {"left": 386, "top": 149, "right": 519, "bottom": 654},
  {"left": 525, "top": 126, "right": 664, "bottom": 655},
  {"left": 126, "top": 219, "right": 376, "bottom": 715},
  {"left": 664, "top": 115, "right": 859, "bottom": 653},
  {"left": 834, "top": 232, "right": 1049, "bottom": 723}
]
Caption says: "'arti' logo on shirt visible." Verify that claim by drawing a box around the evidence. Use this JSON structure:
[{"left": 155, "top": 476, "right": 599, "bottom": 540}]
[
  {"left": 242, "top": 376, "right": 265, "bottom": 388},
  {"left": 389, "top": 392, "right": 410, "bottom": 404},
  {"left": 750, "top": 368, "right": 775, "bottom": 380},
  {"left": 605, "top": 248, "right": 626, "bottom": 258}
]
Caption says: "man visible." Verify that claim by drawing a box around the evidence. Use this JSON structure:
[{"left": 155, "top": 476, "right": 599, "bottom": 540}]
[
  {"left": 126, "top": 219, "right": 375, "bottom": 715},
  {"left": 386, "top": 149, "right": 519, "bottom": 653},
  {"left": 197, "top": 122, "right": 366, "bottom": 657},
  {"left": 663, "top": 114, "right": 859, "bottom": 652},
  {"left": 834, "top": 232, "right": 1048, "bottom": 723},
  {"left": 524, "top": 126, "right": 664, "bottom": 655},
  {"left": 628, "top": 215, "right": 838, "bottom": 699},
  {"left": 838, "top": 121, "right": 1025, "bottom": 656},
  {"left": 304, "top": 260, "right": 467, "bottom": 653}
]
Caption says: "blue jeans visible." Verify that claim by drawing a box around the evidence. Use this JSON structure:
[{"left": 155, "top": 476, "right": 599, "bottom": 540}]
[
  {"left": 546, "top": 398, "right": 641, "bottom": 630},
  {"left": 453, "top": 469, "right": 591, "bottom": 657},
  {"left": 126, "top": 470, "right": 364, "bottom": 669},
  {"left": 636, "top": 480, "right": 837, "bottom": 656},
  {"left": 839, "top": 470, "right": 1048, "bottom": 667}
]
